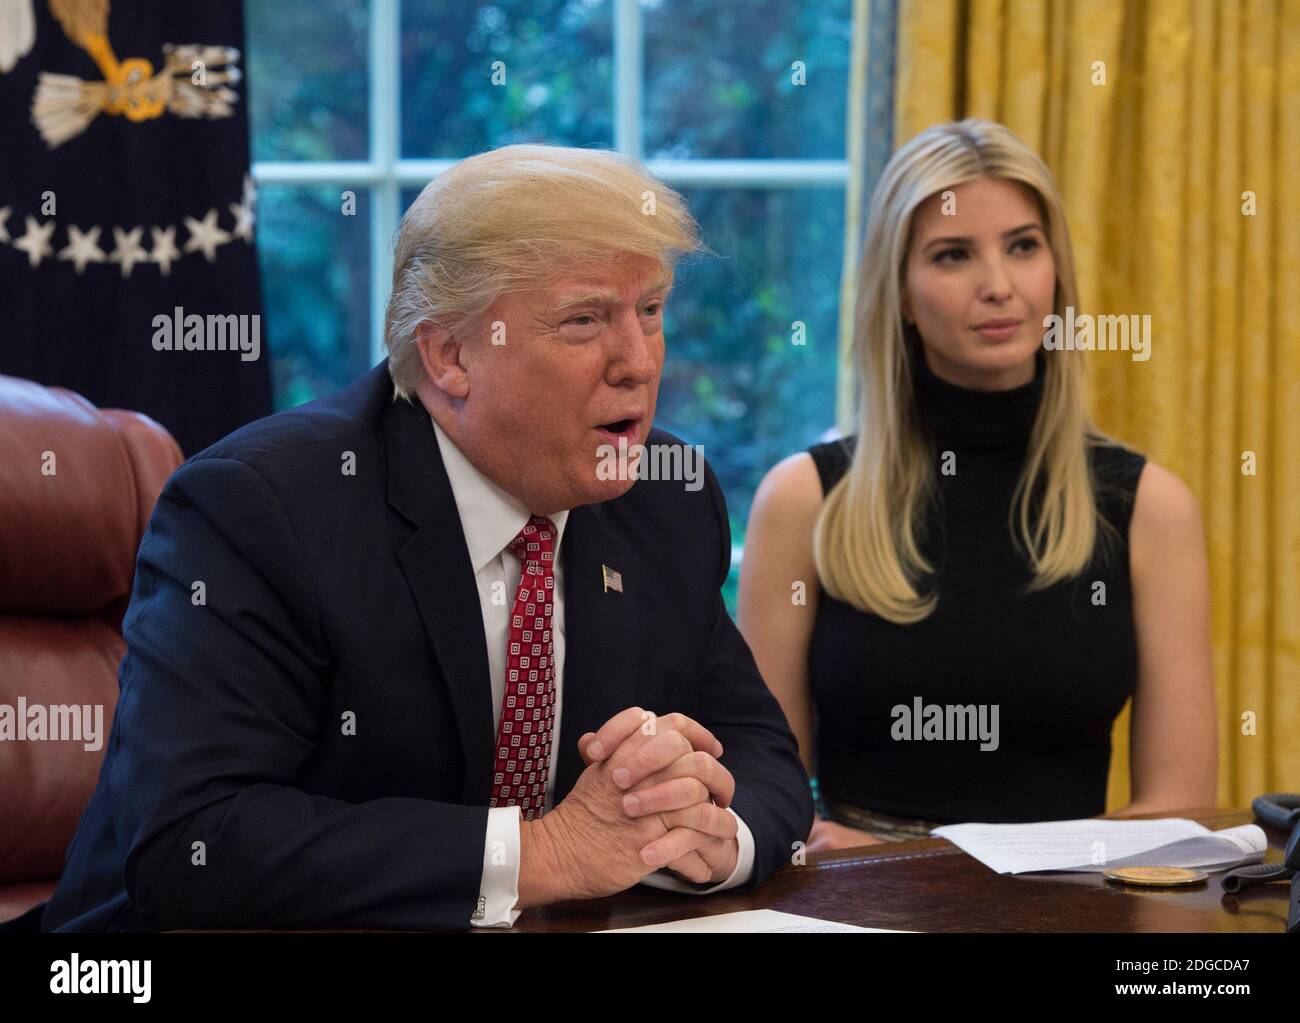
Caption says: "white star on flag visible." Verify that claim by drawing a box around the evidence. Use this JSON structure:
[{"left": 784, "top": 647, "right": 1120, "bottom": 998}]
[
  {"left": 183, "top": 207, "right": 232, "bottom": 263},
  {"left": 58, "top": 224, "right": 107, "bottom": 274},
  {"left": 13, "top": 216, "right": 56, "bottom": 267},
  {"left": 150, "top": 225, "right": 180, "bottom": 276},
  {"left": 108, "top": 226, "right": 148, "bottom": 278},
  {"left": 229, "top": 196, "right": 255, "bottom": 242},
  {"left": 0, "top": 206, "right": 11, "bottom": 244}
]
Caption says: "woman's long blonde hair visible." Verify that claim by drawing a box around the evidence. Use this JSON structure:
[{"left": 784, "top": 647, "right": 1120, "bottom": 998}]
[{"left": 814, "top": 118, "right": 1110, "bottom": 624}]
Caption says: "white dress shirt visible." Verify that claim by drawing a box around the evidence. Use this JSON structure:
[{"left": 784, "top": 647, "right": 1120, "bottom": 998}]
[{"left": 428, "top": 418, "right": 755, "bottom": 927}]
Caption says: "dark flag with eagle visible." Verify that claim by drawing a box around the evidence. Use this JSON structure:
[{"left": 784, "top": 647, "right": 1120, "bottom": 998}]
[{"left": 0, "top": 0, "right": 270, "bottom": 456}]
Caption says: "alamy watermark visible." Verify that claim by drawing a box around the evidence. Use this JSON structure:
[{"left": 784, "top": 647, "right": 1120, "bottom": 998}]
[
  {"left": 151, "top": 305, "right": 261, "bottom": 361},
  {"left": 596, "top": 436, "right": 704, "bottom": 492},
  {"left": 50, "top": 955, "right": 150, "bottom": 1003},
  {"left": 0, "top": 697, "right": 103, "bottom": 751},
  {"left": 1042, "top": 306, "right": 1151, "bottom": 362},
  {"left": 891, "top": 696, "right": 1000, "bottom": 751}
]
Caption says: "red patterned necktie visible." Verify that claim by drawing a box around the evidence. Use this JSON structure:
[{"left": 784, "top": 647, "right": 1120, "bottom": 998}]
[{"left": 488, "top": 514, "right": 558, "bottom": 821}]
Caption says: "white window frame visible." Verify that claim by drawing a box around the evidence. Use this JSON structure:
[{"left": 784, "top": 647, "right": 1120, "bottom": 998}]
[{"left": 251, "top": 0, "right": 850, "bottom": 369}]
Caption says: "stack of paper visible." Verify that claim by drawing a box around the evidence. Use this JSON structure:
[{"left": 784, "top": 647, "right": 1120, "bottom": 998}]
[
  {"left": 931, "top": 818, "right": 1267, "bottom": 875},
  {"left": 598, "top": 910, "right": 910, "bottom": 933}
]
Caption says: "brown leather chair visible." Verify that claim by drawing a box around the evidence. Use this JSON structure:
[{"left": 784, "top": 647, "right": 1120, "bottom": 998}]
[{"left": 0, "top": 374, "right": 182, "bottom": 925}]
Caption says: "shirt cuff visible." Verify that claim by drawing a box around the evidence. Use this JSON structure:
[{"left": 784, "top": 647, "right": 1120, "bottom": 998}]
[
  {"left": 636, "top": 806, "right": 755, "bottom": 894},
  {"left": 471, "top": 805, "right": 522, "bottom": 927}
]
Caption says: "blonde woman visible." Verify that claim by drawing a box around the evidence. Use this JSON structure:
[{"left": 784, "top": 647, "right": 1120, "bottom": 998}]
[{"left": 738, "top": 119, "right": 1216, "bottom": 850}]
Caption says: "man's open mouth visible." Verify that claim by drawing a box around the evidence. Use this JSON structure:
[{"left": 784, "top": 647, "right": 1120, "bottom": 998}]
[{"left": 597, "top": 418, "right": 638, "bottom": 436}]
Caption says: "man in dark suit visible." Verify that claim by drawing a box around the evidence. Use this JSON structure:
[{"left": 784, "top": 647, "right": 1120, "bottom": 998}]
[{"left": 30, "top": 143, "right": 812, "bottom": 931}]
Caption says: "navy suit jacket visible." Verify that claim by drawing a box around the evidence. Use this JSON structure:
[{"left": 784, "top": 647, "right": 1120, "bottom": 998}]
[{"left": 28, "top": 362, "right": 812, "bottom": 931}]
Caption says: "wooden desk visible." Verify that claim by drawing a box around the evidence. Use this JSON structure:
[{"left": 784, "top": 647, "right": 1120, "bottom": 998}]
[{"left": 506, "top": 807, "right": 1294, "bottom": 933}]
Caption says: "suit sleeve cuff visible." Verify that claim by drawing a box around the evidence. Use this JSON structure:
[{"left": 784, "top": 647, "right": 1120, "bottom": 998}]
[
  {"left": 636, "top": 806, "right": 755, "bottom": 894},
  {"left": 471, "top": 805, "right": 522, "bottom": 927}
]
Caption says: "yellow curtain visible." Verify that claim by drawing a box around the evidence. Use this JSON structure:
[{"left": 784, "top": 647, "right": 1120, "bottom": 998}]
[{"left": 891, "top": 0, "right": 1300, "bottom": 810}]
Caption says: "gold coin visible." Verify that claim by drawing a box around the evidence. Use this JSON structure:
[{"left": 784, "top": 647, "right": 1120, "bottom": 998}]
[{"left": 1103, "top": 866, "right": 1209, "bottom": 887}]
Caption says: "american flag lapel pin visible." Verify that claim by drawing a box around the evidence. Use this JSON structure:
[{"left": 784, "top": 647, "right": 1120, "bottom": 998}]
[{"left": 601, "top": 564, "right": 623, "bottom": 593}]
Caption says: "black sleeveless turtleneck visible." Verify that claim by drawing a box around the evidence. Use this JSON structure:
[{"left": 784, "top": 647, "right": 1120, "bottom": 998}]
[{"left": 806, "top": 346, "right": 1147, "bottom": 824}]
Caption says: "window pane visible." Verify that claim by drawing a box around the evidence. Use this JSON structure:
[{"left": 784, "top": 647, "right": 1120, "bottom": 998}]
[
  {"left": 257, "top": 187, "right": 371, "bottom": 409},
  {"left": 643, "top": 0, "right": 852, "bottom": 159},
  {"left": 401, "top": 0, "right": 614, "bottom": 157},
  {"left": 656, "top": 187, "right": 844, "bottom": 545},
  {"left": 246, "top": 0, "right": 369, "bottom": 161}
]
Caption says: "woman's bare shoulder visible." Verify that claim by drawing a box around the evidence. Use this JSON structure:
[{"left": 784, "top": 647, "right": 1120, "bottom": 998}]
[
  {"left": 1129, "top": 460, "right": 1206, "bottom": 575},
  {"left": 1132, "top": 460, "right": 1202, "bottom": 534},
  {"left": 751, "top": 451, "right": 824, "bottom": 525}
]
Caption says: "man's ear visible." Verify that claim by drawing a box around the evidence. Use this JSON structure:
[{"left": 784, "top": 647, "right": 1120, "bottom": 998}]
[{"left": 414, "top": 320, "right": 470, "bottom": 400}]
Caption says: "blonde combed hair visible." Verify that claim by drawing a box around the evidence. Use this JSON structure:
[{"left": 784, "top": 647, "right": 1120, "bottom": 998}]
[
  {"left": 814, "top": 118, "right": 1108, "bottom": 624},
  {"left": 384, "top": 144, "right": 702, "bottom": 400}
]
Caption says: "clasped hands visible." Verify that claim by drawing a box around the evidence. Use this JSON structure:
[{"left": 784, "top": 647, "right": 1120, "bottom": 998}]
[{"left": 517, "top": 706, "right": 739, "bottom": 907}]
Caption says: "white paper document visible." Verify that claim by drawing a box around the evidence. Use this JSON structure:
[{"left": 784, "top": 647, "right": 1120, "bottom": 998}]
[
  {"left": 597, "top": 909, "right": 910, "bottom": 933},
  {"left": 931, "top": 818, "right": 1268, "bottom": 875}
]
